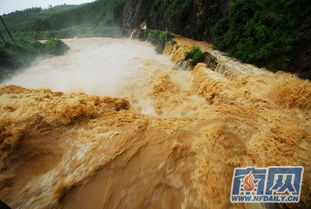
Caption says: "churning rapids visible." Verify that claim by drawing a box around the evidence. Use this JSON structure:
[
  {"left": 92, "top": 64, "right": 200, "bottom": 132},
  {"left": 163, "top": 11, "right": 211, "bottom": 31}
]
[{"left": 0, "top": 38, "right": 310, "bottom": 209}]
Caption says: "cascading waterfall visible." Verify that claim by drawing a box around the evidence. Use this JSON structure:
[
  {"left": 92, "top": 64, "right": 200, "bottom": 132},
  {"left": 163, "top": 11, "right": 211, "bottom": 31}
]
[{"left": 130, "top": 29, "right": 138, "bottom": 39}]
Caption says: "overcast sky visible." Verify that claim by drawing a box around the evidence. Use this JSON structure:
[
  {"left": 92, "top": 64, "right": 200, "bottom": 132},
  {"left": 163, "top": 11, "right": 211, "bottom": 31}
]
[{"left": 0, "top": 0, "right": 95, "bottom": 15}]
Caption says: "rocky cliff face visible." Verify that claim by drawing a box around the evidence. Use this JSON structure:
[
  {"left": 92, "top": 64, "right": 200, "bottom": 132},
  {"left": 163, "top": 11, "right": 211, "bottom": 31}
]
[
  {"left": 147, "top": 0, "right": 230, "bottom": 42},
  {"left": 122, "top": 0, "right": 230, "bottom": 42},
  {"left": 122, "top": 0, "right": 153, "bottom": 31}
]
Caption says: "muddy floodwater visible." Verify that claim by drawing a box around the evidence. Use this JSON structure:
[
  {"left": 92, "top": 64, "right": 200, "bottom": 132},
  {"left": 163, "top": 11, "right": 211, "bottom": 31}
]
[{"left": 0, "top": 38, "right": 310, "bottom": 209}]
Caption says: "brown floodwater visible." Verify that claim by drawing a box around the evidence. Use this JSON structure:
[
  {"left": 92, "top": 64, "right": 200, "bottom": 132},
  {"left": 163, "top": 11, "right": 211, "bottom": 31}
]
[{"left": 0, "top": 38, "right": 310, "bottom": 209}]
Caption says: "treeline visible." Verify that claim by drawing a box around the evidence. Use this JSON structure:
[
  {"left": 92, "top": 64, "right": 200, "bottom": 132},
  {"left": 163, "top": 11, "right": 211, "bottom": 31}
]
[
  {"left": 44, "top": 0, "right": 124, "bottom": 30},
  {"left": 10, "top": 25, "right": 122, "bottom": 41},
  {"left": 1, "top": 5, "right": 81, "bottom": 33},
  {"left": 0, "top": 1, "right": 124, "bottom": 37}
]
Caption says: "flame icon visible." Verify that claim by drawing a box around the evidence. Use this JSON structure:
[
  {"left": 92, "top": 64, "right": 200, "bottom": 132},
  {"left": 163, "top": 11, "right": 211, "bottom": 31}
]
[{"left": 243, "top": 172, "right": 255, "bottom": 191}]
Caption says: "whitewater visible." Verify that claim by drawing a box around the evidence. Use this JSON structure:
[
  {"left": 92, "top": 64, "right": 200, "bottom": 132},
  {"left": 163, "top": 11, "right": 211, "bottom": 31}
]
[{"left": 0, "top": 37, "right": 310, "bottom": 209}]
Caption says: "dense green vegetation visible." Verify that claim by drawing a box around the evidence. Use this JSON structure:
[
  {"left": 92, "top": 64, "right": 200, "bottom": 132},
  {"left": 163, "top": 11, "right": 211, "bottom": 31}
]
[
  {"left": 146, "top": 0, "right": 310, "bottom": 78},
  {"left": 212, "top": 0, "right": 311, "bottom": 72},
  {"left": 0, "top": 39, "right": 69, "bottom": 80},
  {"left": 184, "top": 45, "right": 205, "bottom": 66},
  {"left": 42, "top": 0, "right": 124, "bottom": 30},
  {"left": 1, "top": 5, "right": 81, "bottom": 32},
  {"left": 138, "top": 29, "right": 173, "bottom": 53}
]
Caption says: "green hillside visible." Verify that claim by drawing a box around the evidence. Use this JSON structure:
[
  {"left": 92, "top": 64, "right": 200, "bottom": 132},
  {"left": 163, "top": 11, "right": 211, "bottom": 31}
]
[
  {"left": 0, "top": 1, "right": 124, "bottom": 41},
  {"left": 1, "top": 5, "right": 81, "bottom": 32}
]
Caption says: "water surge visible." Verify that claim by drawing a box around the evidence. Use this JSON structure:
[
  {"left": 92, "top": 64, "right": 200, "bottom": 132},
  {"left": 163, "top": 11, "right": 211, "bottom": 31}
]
[{"left": 0, "top": 37, "right": 310, "bottom": 209}]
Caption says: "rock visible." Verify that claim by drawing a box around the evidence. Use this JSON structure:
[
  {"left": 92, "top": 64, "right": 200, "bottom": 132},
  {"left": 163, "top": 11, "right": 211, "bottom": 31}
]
[
  {"left": 204, "top": 51, "right": 218, "bottom": 70},
  {"left": 172, "top": 60, "right": 192, "bottom": 71}
]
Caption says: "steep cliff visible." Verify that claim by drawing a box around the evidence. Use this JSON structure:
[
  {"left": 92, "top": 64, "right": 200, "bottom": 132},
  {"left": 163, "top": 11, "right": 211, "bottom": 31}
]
[
  {"left": 146, "top": 0, "right": 230, "bottom": 42},
  {"left": 122, "top": 0, "right": 230, "bottom": 42},
  {"left": 122, "top": 0, "right": 153, "bottom": 31}
]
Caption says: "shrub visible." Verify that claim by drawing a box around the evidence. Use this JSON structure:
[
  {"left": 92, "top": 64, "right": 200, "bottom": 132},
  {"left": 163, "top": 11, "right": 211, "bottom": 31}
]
[
  {"left": 184, "top": 45, "right": 205, "bottom": 66},
  {"left": 43, "top": 39, "right": 69, "bottom": 55},
  {"left": 138, "top": 29, "right": 173, "bottom": 53},
  {"left": 168, "top": 40, "right": 177, "bottom": 45}
]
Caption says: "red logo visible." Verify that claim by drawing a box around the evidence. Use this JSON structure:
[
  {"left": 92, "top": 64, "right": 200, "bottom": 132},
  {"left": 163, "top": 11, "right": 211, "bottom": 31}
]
[{"left": 244, "top": 172, "right": 255, "bottom": 191}]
